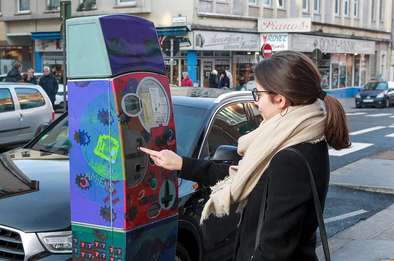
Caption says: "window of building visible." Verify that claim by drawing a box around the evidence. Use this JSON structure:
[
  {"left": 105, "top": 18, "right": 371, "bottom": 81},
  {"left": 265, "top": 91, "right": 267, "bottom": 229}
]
[
  {"left": 47, "top": 0, "right": 60, "bottom": 10},
  {"left": 116, "top": 0, "right": 137, "bottom": 6},
  {"left": 15, "top": 88, "right": 45, "bottom": 110},
  {"left": 0, "top": 89, "right": 15, "bottom": 113},
  {"left": 343, "top": 0, "right": 350, "bottom": 16},
  {"left": 353, "top": 0, "right": 359, "bottom": 17},
  {"left": 334, "top": 0, "right": 340, "bottom": 16},
  {"left": 77, "top": 0, "right": 96, "bottom": 11},
  {"left": 302, "top": 0, "right": 310, "bottom": 12},
  {"left": 18, "top": 0, "right": 30, "bottom": 13},
  {"left": 277, "top": 0, "right": 285, "bottom": 8},
  {"left": 313, "top": 0, "right": 320, "bottom": 13},
  {"left": 379, "top": 0, "right": 384, "bottom": 21},
  {"left": 371, "top": 0, "right": 376, "bottom": 21},
  {"left": 248, "top": 0, "right": 257, "bottom": 5},
  {"left": 263, "top": 0, "right": 272, "bottom": 7}
]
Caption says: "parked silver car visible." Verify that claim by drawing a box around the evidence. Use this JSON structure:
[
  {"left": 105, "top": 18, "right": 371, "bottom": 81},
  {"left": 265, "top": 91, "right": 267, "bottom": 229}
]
[{"left": 0, "top": 83, "right": 54, "bottom": 148}]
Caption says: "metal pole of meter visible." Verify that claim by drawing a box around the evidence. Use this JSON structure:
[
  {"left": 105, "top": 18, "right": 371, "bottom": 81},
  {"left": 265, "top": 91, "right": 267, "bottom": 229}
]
[
  {"left": 170, "top": 38, "right": 174, "bottom": 85},
  {"left": 60, "top": 0, "right": 71, "bottom": 112}
]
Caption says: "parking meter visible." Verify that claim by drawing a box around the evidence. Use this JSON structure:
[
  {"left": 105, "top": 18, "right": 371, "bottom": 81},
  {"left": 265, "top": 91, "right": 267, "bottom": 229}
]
[{"left": 67, "top": 15, "right": 178, "bottom": 260}]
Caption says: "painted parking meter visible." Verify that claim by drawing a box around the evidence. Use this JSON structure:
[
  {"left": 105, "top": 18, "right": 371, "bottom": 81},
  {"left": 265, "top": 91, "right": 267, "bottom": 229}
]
[{"left": 67, "top": 15, "right": 178, "bottom": 260}]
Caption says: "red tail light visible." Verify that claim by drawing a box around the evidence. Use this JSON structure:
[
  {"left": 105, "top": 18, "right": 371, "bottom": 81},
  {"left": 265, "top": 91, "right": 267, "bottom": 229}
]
[{"left": 51, "top": 111, "right": 55, "bottom": 121}]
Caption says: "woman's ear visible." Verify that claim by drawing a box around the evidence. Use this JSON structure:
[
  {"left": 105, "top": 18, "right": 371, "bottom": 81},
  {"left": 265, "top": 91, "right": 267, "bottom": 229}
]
[{"left": 274, "top": 94, "right": 289, "bottom": 110}]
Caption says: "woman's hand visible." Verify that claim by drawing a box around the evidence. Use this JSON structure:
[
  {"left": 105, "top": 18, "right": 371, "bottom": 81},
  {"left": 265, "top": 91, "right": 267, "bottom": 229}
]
[{"left": 139, "top": 147, "right": 183, "bottom": 171}]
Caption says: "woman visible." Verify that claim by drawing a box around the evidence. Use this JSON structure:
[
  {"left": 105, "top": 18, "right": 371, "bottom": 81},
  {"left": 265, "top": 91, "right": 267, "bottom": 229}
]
[
  {"left": 141, "top": 51, "right": 350, "bottom": 260},
  {"left": 181, "top": 72, "right": 193, "bottom": 87},
  {"left": 218, "top": 71, "right": 230, "bottom": 88}
]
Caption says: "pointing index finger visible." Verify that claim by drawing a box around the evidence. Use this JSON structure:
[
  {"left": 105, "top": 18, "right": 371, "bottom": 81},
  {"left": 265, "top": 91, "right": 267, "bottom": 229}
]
[{"left": 139, "top": 147, "right": 161, "bottom": 157}]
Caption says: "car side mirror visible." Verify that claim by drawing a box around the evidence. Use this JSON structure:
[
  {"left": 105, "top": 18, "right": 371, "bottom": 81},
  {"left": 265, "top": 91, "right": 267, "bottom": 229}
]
[{"left": 211, "top": 145, "right": 242, "bottom": 164}]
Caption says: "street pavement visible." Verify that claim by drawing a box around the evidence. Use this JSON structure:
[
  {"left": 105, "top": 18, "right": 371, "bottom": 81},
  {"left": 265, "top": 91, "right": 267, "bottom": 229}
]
[{"left": 316, "top": 97, "right": 394, "bottom": 260}]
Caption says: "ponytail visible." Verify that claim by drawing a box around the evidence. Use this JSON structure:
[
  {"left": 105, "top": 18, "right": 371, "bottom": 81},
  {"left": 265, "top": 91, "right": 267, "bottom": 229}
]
[{"left": 322, "top": 95, "right": 351, "bottom": 150}]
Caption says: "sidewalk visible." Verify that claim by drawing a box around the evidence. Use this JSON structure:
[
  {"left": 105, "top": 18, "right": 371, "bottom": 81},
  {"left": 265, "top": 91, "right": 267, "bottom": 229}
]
[{"left": 317, "top": 151, "right": 394, "bottom": 260}]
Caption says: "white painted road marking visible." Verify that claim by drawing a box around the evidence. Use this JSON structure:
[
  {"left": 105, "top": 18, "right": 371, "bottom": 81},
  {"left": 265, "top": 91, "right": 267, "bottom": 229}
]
[
  {"left": 324, "top": 209, "right": 368, "bottom": 224},
  {"left": 349, "top": 126, "right": 386, "bottom": 136},
  {"left": 346, "top": 112, "right": 367, "bottom": 116},
  {"left": 365, "top": 113, "right": 392, "bottom": 117},
  {"left": 386, "top": 133, "right": 394, "bottom": 138},
  {"left": 329, "top": 142, "right": 373, "bottom": 156},
  {"left": 390, "top": 116, "right": 394, "bottom": 118}
]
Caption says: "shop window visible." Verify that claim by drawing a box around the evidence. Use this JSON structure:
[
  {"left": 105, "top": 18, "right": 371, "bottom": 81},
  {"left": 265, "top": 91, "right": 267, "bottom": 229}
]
[
  {"left": 115, "top": 0, "right": 137, "bottom": 7},
  {"left": 15, "top": 88, "right": 45, "bottom": 110},
  {"left": 47, "top": 0, "right": 60, "bottom": 10},
  {"left": 334, "top": 0, "right": 340, "bottom": 16},
  {"left": 313, "top": 0, "right": 320, "bottom": 13},
  {"left": 18, "top": 0, "right": 30, "bottom": 13},
  {"left": 0, "top": 89, "right": 15, "bottom": 113},
  {"left": 302, "top": 0, "right": 309, "bottom": 12},
  {"left": 343, "top": 0, "right": 350, "bottom": 16},
  {"left": 353, "top": 0, "right": 359, "bottom": 17},
  {"left": 263, "top": 0, "right": 272, "bottom": 7},
  {"left": 77, "top": 0, "right": 96, "bottom": 11}
]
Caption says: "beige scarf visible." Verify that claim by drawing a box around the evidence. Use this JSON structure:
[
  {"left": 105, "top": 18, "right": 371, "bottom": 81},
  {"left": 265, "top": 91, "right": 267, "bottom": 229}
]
[{"left": 200, "top": 101, "right": 326, "bottom": 223}]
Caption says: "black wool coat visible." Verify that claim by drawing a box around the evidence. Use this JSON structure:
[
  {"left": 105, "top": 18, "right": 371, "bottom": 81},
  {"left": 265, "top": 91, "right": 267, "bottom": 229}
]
[{"left": 180, "top": 141, "right": 330, "bottom": 261}]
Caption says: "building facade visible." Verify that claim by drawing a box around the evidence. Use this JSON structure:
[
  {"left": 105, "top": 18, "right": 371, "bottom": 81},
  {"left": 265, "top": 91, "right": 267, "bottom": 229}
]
[{"left": 0, "top": 0, "right": 392, "bottom": 88}]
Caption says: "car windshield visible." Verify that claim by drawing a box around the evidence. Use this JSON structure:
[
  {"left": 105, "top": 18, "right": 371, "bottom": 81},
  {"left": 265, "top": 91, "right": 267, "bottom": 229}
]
[
  {"left": 31, "top": 116, "right": 70, "bottom": 155},
  {"left": 30, "top": 104, "right": 207, "bottom": 157},
  {"left": 364, "top": 82, "right": 388, "bottom": 91},
  {"left": 173, "top": 104, "right": 207, "bottom": 156}
]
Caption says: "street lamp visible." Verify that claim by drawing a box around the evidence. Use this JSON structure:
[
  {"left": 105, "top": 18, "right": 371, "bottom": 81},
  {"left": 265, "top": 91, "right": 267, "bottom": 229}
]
[{"left": 60, "top": 0, "right": 71, "bottom": 112}]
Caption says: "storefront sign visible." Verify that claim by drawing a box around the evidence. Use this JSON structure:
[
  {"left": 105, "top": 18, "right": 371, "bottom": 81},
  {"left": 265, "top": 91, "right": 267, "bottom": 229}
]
[
  {"left": 260, "top": 34, "right": 288, "bottom": 51},
  {"left": 193, "top": 31, "right": 260, "bottom": 51},
  {"left": 35, "top": 39, "right": 63, "bottom": 52},
  {"left": 290, "top": 34, "right": 375, "bottom": 54},
  {"left": 259, "top": 18, "right": 312, "bottom": 33}
]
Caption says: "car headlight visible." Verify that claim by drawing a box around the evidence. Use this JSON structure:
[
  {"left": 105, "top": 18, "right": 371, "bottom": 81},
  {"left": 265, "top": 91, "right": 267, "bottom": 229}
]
[
  {"left": 37, "top": 231, "right": 72, "bottom": 253},
  {"left": 355, "top": 93, "right": 361, "bottom": 99},
  {"left": 377, "top": 92, "right": 385, "bottom": 98}
]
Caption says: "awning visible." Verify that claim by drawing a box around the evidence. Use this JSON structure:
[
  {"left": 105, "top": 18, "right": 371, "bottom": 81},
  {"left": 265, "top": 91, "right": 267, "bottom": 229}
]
[
  {"left": 31, "top": 31, "right": 62, "bottom": 40},
  {"left": 156, "top": 26, "right": 190, "bottom": 37}
]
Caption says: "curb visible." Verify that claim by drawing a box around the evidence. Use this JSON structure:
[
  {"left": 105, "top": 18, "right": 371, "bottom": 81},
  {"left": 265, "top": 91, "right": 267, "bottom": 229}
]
[{"left": 330, "top": 183, "right": 394, "bottom": 195}]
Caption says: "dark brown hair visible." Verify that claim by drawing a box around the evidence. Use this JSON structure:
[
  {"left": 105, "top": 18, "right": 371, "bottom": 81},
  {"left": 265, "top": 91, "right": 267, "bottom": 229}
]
[{"left": 254, "top": 51, "right": 350, "bottom": 150}]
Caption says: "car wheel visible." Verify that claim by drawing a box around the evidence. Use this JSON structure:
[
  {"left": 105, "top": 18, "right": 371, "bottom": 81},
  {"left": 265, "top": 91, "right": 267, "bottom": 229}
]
[
  {"left": 385, "top": 98, "right": 390, "bottom": 108},
  {"left": 355, "top": 103, "right": 361, "bottom": 108},
  {"left": 176, "top": 243, "right": 191, "bottom": 261}
]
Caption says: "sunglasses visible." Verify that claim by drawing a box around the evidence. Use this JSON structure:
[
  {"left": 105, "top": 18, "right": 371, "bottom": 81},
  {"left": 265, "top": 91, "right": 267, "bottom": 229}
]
[{"left": 251, "top": 88, "right": 274, "bottom": 102}]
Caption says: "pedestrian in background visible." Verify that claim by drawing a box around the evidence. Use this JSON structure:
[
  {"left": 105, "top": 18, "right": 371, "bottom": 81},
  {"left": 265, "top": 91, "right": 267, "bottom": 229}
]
[
  {"left": 6, "top": 62, "right": 22, "bottom": 82},
  {"left": 25, "top": 68, "right": 37, "bottom": 84},
  {"left": 208, "top": 69, "right": 219, "bottom": 88},
  {"left": 218, "top": 71, "right": 230, "bottom": 88},
  {"left": 140, "top": 51, "right": 350, "bottom": 260},
  {"left": 39, "top": 66, "right": 58, "bottom": 106},
  {"left": 225, "top": 67, "right": 233, "bottom": 89},
  {"left": 181, "top": 71, "right": 193, "bottom": 87}
]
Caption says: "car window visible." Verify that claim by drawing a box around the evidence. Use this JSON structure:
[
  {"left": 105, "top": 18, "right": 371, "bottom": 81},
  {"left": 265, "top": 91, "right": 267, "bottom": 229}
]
[
  {"left": 0, "top": 89, "right": 15, "bottom": 113},
  {"left": 206, "top": 102, "right": 254, "bottom": 157},
  {"left": 364, "top": 82, "right": 388, "bottom": 91},
  {"left": 15, "top": 88, "right": 46, "bottom": 110},
  {"left": 31, "top": 116, "right": 70, "bottom": 155},
  {"left": 173, "top": 104, "right": 207, "bottom": 156},
  {"left": 248, "top": 102, "right": 263, "bottom": 126}
]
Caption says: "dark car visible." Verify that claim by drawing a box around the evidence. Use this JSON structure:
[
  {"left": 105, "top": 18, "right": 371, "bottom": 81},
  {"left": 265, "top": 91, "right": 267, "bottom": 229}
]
[
  {"left": 0, "top": 90, "right": 262, "bottom": 261},
  {"left": 355, "top": 81, "right": 394, "bottom": 108}
]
